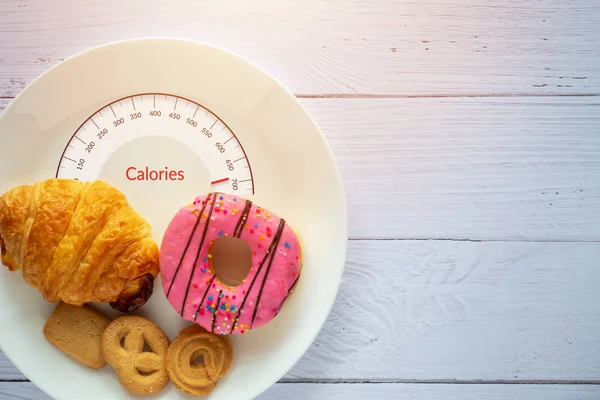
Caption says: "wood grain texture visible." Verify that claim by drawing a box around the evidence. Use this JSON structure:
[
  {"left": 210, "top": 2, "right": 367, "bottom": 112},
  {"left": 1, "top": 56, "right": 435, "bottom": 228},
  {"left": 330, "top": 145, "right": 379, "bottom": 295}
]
[
  {"left": 1, "top": 97, "right": 599, "bottom": 241},
  {"left": 300, "top": 97, "right": 600, "bottom": 241},
  {"left": 2, "top": 382, "right": 600, "bottom": 400},
  {"left": 283, "top": 241, "right": 600, "bottom": 381},
  {"left": 0, "top": 0, "right": 599, "bottom": 97},
  {"left": 313, "top": 97, "right": 600, "bottom": 240},
  {"left": 2, "top": 241, "right": 600, "bottom": 381}
]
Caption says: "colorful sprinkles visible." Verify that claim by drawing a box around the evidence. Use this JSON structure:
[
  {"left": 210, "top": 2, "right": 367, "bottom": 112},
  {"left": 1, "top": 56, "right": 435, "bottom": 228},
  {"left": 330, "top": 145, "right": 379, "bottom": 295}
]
[{"left": 164, "top": 192, "right": 302, "bottom": 336}]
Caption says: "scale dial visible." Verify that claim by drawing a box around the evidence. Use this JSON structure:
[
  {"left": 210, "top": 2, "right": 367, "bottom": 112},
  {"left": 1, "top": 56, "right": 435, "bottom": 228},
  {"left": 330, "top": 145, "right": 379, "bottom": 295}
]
[
  {"left": 55, "top": 93, "right": 254, "bottom": 239},
  {"left": 56, "top": 93, "right": 254, "bottom": 194}
]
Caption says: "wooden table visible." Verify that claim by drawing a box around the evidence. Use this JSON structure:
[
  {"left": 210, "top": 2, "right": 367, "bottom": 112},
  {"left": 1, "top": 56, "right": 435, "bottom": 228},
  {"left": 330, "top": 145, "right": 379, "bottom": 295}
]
[{"left": 1, "top": 1, "right": 599, "bottom": 399}]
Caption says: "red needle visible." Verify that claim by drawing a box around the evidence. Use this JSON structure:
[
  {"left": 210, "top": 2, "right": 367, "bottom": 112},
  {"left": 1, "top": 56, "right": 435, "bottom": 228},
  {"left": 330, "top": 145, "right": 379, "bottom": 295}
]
[{"left": 211, "top": 177, "right": 230, "bottom": 185}]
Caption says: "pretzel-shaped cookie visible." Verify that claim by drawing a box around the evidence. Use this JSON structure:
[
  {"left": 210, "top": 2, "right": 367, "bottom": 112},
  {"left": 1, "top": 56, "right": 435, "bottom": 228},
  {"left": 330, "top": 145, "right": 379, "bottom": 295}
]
[
  {"left": 101, "top": 316, "right": 170, "bottom": 395},
  {"left": 166, "top": 325, "right": 233, "bottom": 395}
]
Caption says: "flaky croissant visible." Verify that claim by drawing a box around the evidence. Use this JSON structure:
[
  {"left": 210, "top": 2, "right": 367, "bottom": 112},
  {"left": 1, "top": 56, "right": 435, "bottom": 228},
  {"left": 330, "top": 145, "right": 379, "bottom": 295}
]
[{"left": 0, "top": 179, "right": 159, "bottom": 312}]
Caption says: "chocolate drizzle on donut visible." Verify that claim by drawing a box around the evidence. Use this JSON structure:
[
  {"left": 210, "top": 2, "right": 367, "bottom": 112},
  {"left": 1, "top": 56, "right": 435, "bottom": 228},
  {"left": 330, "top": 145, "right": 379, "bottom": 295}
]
[
  {"left": 180, "top": 192, "right": 218, "bottom": 316},
  {"left": 274, "top": 274, "right": 300, "bottom": 317},
  {"left": 166, "top": 193, "right": 212, "bottom": 298},
  {"left": 193, "top": 275, "right": 216, "bottom": 322},
  {"left": 233, "top": 200, "right": 252, "bottom": 238},
  {"left": 192, "top": 198, "right": 252, "bottom": 322},
  {"left": 229, "top": 218, "right": 286, "bottom": 333},
  {"left": 250, "top": 219, "right": 286, "bottom": 328},
  {"left": 211, "top": 295, "right": 222, "bottom": 332}
]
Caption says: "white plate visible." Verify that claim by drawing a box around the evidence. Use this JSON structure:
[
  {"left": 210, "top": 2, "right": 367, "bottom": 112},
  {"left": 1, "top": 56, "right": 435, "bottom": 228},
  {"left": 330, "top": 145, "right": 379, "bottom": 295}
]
[{"left": 0, "top": 38, "right": 347, "bottom": 400}]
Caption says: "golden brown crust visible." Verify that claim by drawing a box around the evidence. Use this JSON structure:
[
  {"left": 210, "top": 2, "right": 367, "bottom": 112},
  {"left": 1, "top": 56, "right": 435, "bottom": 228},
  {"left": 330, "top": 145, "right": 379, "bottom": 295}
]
[
  {"left": 60, "top": 202, "right": 151, "bottom": 304},
  {"left": 166, "top": 325, "right": 233, "bottom": 395},
  {"left": 0, "top": 184, "right": 33, "bottom": 271},
  {"left": 0, "top": 179, "right": 159, "bottom": 311},
  {"left": 42, "top": 180, "right": 129, "bottom": 302},
  {"left": 101, "top": 316, "right": 170, "bottom": 395},
  {"left": 93, "top": 236, "right": 159, "bottom": 309},
  {"left": 22, "top": 179, "right": 81, "bottom": 288}
]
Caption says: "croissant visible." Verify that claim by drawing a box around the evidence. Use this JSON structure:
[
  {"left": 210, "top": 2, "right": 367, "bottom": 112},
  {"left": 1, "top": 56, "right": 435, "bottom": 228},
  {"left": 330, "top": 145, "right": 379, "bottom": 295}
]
[{"left": 0, "top": 178, "right": 159, "bottom": 312}]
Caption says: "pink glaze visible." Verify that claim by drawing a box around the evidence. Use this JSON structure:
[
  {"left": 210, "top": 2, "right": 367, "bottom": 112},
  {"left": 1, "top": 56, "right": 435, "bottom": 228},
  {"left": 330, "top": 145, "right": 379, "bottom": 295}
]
[{"left": 160, "top": 193, "right": 302, "bottom": 335}]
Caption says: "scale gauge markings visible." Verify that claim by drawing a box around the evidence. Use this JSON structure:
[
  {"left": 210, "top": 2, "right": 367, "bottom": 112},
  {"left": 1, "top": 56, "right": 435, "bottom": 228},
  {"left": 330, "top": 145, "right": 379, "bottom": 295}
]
[{"left": 56, "top": 93, "right": 254, "bottom": 194}]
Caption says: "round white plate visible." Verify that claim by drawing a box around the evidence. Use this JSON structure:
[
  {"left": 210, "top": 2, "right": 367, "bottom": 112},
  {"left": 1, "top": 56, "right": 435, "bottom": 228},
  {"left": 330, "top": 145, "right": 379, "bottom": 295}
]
[{"left": 0, "top": 38, "right": 347, "bottom": 400}]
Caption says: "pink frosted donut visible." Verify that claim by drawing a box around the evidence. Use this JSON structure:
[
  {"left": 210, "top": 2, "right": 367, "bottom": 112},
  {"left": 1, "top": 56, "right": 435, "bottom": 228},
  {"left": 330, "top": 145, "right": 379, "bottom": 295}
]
[{"left": 160, "top": 192, "right": 302, "bottom": 335}]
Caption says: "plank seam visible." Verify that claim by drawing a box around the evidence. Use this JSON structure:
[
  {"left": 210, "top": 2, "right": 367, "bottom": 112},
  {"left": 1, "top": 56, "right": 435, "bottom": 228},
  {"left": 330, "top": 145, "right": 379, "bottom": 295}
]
[
  {"left": 2, "top": 94, "right": 600, "bottom": 101},
  {"left": 294, "top": 94, "right": 600, "bottom": 99},
  {"left": 277, "top": 380, "right": 600, "bottom": 385},
  {"left": 2, "top": 379, "right": 600, "bottom": 384},
  {"left": 348, "top": 238, "right": 600, "bottom": 243}
]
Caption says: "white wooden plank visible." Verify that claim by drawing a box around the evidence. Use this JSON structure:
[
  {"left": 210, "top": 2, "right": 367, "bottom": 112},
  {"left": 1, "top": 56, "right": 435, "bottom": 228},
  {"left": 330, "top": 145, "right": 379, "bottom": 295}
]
[
  {"left": 285, "top": 241, "right": 600, "bottom": 380},
  {"left": 305, "top": 97, "right": 600, "bottom": 240},
  {"left": 2, "top": 382, "right": 600, "bottom": 400},
  {"left": 265, "top": 384, "right": 600, "bottom": 400},
  {"left": 0, "top": 0, "right": 599, "bottom": 97},
  {"left": 2, "top": 241, "right": 600, "bottom": 381},
  {"left": 0, "top": 354, "right": 23, "bottom": 381},
  {"left": 2, "top": 97, "right": 599, "bottom": 241}
]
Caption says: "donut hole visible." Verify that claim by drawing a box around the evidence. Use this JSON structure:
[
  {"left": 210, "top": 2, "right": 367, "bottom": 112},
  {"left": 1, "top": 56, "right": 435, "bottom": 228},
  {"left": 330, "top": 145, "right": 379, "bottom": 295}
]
[
  {"left": 210, "top": 237, "right": 252, "bottom": 287},
  {"left": 120, "top": 336, "right": 126, "bottom": 349}
]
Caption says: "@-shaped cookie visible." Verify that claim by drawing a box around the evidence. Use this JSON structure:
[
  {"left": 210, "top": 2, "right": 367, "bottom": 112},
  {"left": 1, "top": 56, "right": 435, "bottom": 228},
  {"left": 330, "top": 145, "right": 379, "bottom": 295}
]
[
  {"left": 101, "top": 316, "right": 170, "bottom": 395},
  {"left": 166, "top": 325, "right": 233, "bottom": 395}
]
